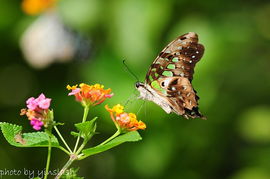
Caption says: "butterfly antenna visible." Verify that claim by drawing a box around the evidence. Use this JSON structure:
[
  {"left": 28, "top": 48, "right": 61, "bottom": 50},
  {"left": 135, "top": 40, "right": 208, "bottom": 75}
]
[
  {"left": 144, "top": 93, "right": 148, "bottom": 118},
  {"left": 123, "top": 60, "right": 140, "bottom": 81},
  {"left": 136, "top": 100, "right": 146, "bottom": 115},
  {"left": 124, "top": 89, "right": 137, "bottom": 106}
]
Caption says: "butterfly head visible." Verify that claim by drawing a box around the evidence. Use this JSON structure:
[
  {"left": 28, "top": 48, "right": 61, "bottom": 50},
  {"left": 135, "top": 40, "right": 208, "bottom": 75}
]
[
  {"left": 135, "top": 81, "right": 144, "bottom": 89},
  {"left": 135, "top": 82, "right": 147, "bottom": 97},
  {"left": 135, "top": 82, "right": 150, "bottom": 100}
]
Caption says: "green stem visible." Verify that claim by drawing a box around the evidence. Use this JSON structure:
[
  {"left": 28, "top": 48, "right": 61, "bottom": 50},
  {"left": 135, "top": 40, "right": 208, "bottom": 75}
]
[
  {"left": 99, "top": 130, "right": 121, "bottom": 146},
  {"left": 75, "top": 140, "right": 87, "bottom": 155},
  {"left": 55, "top": 154, "right": 77, "bottom": 179},
  {"left": 74, "top": 132, "right": 95, "bottom": 155},
  {"left": 77, "top": 130, "right": 121, "bottom": 161},
  {"left": 57, "top": 146, "right": 70, "bottom": 155},
  {"left": 54, "top": 126, "right": 72, "bottom": 154},
  {"left": 73, "top": 106, "right": 89, "bottom": 153},
  {"left": 44, "top": 132, "right": 52, "bottom": 179}
]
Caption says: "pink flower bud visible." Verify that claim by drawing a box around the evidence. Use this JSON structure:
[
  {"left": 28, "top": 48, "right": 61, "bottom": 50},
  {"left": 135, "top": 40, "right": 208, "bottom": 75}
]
[{"left": 30, "top": 118, "right": 44, "bottom": 131}]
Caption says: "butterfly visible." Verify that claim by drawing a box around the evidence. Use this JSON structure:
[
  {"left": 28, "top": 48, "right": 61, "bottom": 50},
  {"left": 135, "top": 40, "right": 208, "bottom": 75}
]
[
  {"left": 136, "top": 32, "right": 206, "bottom": 119},
  {"left": 20, "top": 12, "right": 90, "bottom": 69}
]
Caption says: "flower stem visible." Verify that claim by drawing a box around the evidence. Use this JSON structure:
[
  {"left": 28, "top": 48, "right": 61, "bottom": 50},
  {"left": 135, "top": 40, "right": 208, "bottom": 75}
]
[
  {"left": 55, "top": 154, "right": 77, "bottom": 179},
  {"left": 99, "top": 130, "right": 121, "bottom": 146},
  {"left": 75, "top": 140, "right": 87, "bottom": 155},
  {"left": 54, "top": 126, "right": 72, "bottom": 154},
  {"left": 58, "top": 146, "right": 70, "bottom": 155},
  {"left": 73, "top": 106, "right": 89, "bottom": 153},
  {"left": 77, "top": 130, "right": 121, "bottom": 161},
  {"left": 82, "top": 106, "right": 90, "bottom": 123},
  {"left": 44, "top": 132, "right": 52, "bottom": 179}
]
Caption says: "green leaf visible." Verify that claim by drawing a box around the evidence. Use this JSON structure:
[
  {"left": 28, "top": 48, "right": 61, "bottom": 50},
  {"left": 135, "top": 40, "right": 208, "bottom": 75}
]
[
  {"left": 81, "top": 131, "right": 142, "bottom": 158},
  {"left": 0, "top": 122, "right": 59, "bottom": 147},
  {"left": 74, "top": 117, "right": 97, "bottom": 140}
]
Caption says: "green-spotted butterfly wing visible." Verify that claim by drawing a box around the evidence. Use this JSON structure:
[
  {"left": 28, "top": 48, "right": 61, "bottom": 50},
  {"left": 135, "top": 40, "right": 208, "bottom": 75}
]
[{"left": 136, "top": 32, "right": 205, "bottom": 119}]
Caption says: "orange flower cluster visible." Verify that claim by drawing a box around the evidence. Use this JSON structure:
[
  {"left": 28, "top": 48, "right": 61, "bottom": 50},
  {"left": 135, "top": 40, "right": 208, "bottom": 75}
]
[
  {"left": 22, "top": 0, "right": 56, "bottom": 15},
  {"left": 67, "top": 83, "right": 113, "bottom": 107},
  {"left": 105, "top": 104, "right": 146, "bottom": 132}
]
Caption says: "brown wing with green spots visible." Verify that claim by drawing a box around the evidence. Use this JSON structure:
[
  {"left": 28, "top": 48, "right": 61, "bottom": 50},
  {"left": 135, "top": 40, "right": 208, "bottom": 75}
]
[
  {"left": 145, "top": 32, "right": 204, "bottom": 84},
  {"left": 157, "top": 77, "right": 205, "bottom": 119},
  {"left": 145, "top": 32, "right": 205, "bottom": 119}
]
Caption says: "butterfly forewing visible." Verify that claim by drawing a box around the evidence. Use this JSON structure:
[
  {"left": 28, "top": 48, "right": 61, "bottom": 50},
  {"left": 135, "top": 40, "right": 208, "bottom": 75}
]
[
  {"left": 143, "top": 32, "right": 205, "bottom": 119},
  {"left": 146, "top": 32, "right": 204, "bottom": 84}
]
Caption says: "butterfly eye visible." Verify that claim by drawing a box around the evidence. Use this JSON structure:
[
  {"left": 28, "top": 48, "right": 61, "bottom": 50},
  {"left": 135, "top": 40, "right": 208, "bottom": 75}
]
[
  {"left": 161, "top": 81, "right": 165, "bottom": 87},
  {"left": 180, "top": 36, "right": 187, "bottom": 40},
  {"left": 135, "top": 82, "right": 141, "bottom": 88}
]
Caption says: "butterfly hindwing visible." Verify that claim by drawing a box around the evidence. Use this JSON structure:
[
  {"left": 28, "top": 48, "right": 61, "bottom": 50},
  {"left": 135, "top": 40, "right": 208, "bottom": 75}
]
[{"left": 157, "top": 76, "right": 203, "bottom": 118}]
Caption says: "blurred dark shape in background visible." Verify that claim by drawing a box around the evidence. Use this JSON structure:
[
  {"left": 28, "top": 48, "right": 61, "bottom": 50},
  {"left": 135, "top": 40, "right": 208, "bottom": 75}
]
[
  {"left": 20, "top": 0, "right": 91, "bottom": 69},
  {"left": 0, "top": 0, "right": 270, "bottom": 178},
  {"left": 20, "top": 11, "right": 91, "bottom": 69}
]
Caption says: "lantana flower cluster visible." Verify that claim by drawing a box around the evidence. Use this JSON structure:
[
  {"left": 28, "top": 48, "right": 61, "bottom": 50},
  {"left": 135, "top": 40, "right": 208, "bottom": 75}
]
[
  {"left": 20, "top": 93, "right": 52, "bottom": 130},
  {"left": 67, "top": 83, "right": 146, "bottom": 132},
  {"left": 105, "top": 104, "right": 146, "bottom": 132},
  {"left": 67, "top": 83, "right": 113, "bottom": 107},
  {"left": 21, "top": 83, "right": 146, "bottom": 133}
]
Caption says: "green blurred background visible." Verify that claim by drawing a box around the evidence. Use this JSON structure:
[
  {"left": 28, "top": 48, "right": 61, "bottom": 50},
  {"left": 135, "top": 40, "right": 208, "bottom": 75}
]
[{"left": 1, "top": 0, "right": 270, "bottom": 178}]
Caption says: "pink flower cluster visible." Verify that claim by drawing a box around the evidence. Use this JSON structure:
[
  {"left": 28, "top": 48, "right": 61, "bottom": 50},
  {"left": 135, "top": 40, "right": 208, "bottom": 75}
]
[
  {"left": 26, "top": 94, "right": 51, "bottom": 110},
  {"left": 30, "top": 118, "right": 44, "bottom": 131},
  {"left": 21, "top": 93, "right": 51, "bottom": 131}
]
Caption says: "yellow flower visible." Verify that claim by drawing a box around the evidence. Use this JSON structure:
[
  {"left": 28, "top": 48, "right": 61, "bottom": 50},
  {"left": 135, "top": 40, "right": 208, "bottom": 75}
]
[
  {"left": 136, "top": 121, "right": 146, "bottom": 130},
  {"left": 128, "top": 113, "right": 137, "bottom": 122},
  {"left": 93, "top": 84, "right": 104, "bottom": 89},
  {"left": 66, "top": 84, "right": 78, "bottom": 90},
  {"left": 22, "top": 0, "right": 57, "bottom": 15},
  {"left": 112, "top": 104, "right": 124, "bottom": 114},
  {"left": 105, "top": 104, "right": 146, "bottom": 132}
]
